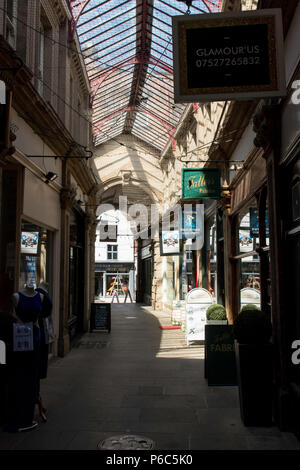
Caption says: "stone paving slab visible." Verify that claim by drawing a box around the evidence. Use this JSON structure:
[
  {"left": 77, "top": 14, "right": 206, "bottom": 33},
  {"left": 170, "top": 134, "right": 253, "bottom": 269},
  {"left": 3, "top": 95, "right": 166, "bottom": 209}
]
[{"left": 1, "top": 303, "right": 300, "bottom": 451}]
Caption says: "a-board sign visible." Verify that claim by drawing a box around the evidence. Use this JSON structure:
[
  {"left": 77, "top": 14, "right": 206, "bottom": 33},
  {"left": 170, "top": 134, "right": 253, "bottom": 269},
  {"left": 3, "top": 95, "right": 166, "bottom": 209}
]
[
  {"left": 185, "top": 288, "right": 213, "bottom": 344},
  {"left": 172, "top": 9, "right": 285, "bottom": 103},
  {"left": 240, "top": 287, "right": 260, "bottom": 309},
  {"left": 205, "top": 324, "right": 237, "bottom": 386},
  {"left": 90, "top": 303, "right": 111, "bottom": 332}
]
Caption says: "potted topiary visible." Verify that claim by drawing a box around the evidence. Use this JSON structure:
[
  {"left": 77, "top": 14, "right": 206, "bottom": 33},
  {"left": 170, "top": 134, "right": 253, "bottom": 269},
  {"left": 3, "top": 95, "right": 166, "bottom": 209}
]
[
  {"left": 240, "top": 303, "right": 260, "bottom": 312},
  {"left": 206, "top": 304, "right": 227, "bottom": 324},
  {"left": 204, "top": 304, "right": 237, "bottom": 385},
  {"left": 233, "top": 308, "right": 273, "bottom": 426}
]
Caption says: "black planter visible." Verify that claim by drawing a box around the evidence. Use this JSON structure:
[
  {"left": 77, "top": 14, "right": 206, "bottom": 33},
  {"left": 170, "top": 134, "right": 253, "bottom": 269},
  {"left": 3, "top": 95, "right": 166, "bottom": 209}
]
[
  {"left": 205, "top": 324, "right": 237, "bottom": 386},
  {"left": 234, "top": 340, "right": 273, "bottom": 426}
]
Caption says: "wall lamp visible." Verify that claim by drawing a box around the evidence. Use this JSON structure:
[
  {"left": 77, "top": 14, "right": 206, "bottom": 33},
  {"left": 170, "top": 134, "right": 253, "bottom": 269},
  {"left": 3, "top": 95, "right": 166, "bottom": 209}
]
[{"left": 45, "top": 172, "right": 58, "bottom": 184}]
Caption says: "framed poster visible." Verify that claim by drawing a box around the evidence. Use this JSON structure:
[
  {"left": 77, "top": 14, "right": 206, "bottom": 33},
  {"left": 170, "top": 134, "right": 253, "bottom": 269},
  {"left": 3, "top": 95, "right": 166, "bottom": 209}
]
[
  {"left": 160, "top": 230, "right": 181, "bottom": 256},
  {"left": 172, "top": 9, "right": 285, "bottom": 103},
  {"left": 21, "top": 232, "right": 39, "bottom": 254},
  {"left": 180, "top": 205, "right": 204, "bottom": 247}
]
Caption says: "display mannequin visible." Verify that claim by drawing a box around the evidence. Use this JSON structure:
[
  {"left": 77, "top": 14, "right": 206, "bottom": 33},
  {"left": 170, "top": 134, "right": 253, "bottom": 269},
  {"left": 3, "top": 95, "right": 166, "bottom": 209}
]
[
  {"left": 11, "top": 284, "right": 44, "bottom": 324},
  {"left": 4, "top": 284, "right": 43, "bottom": 432}
]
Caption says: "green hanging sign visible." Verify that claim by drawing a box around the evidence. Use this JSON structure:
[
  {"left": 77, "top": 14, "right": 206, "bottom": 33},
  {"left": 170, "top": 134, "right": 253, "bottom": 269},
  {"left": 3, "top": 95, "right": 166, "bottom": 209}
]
[{"left": 182, "top": 168, "right": 221, "bottom": 200}]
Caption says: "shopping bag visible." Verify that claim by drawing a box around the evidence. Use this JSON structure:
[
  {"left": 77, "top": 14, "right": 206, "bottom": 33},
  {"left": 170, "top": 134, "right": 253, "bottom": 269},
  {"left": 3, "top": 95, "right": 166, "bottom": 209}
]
[{"left": 43, "top": 316, "right": 55, "bottom": 344}]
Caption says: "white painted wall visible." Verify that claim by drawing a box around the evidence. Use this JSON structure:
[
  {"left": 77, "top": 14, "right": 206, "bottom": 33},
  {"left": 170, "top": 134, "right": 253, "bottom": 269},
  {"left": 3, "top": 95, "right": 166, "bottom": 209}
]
[
  {"left": 95, "top": 210, "right": 134, "bottom": 263},
  {"left": 11, "top": 108, "right": 63, "bottom": 182}
]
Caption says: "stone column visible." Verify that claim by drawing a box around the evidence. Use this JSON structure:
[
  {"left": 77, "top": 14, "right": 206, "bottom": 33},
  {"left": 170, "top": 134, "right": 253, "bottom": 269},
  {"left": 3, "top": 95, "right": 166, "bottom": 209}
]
[
  {"left": 152, "top": 239, "right": 163, "bottom": 310},
  {"left": 84, "top": 212, "right": 98, "bottom": 332},
  {"left": 58, "top": 183, "right": 76, "bottom": 357}
]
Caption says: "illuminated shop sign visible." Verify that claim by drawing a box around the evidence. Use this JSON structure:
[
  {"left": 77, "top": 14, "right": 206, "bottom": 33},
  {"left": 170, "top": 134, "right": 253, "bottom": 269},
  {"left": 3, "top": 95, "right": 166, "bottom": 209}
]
[
  {"left": 172, "top": 9, "right": 285, "bottom": 102},
  {"left": 182, "top": 168, "right": 221, "bottom": 200}
]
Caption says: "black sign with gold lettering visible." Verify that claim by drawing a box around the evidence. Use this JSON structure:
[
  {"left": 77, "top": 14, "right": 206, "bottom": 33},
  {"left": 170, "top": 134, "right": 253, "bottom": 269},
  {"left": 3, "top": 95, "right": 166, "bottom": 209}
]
[{"left": 172, "top": 9, "right": 285, "bottom": 102}]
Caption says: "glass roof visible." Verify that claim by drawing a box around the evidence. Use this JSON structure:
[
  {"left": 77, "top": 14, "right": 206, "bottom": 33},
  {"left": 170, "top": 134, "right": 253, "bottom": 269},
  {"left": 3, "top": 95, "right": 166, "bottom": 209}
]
[{"left": 70, "top": 0, "right": 222, "bottom": 151}]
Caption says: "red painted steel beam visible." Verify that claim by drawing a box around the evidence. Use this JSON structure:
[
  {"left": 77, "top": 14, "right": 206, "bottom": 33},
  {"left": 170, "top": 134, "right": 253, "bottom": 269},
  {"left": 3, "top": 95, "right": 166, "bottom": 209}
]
[
  {"left": 89, "top": 55, "right": 173, "bottom": 103},
  {"left": 69, "top": 0, "right": 93, "bottom": 39},
  {"left": 93, "top": 105, "right": 176, "bottom": 131},
  {"left": 93, "top": 105, "right": 176, "bottom": 147},
  {"left": 130, "top": 0, "right": 149, "bottom": 107}
]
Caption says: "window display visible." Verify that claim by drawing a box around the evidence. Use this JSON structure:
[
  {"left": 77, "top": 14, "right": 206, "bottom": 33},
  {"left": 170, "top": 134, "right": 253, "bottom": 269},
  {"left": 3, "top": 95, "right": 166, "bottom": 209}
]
[
  {"left": 19, "top": 221, "right": 53, "bottom": 290},
  {"left": 237, "top": 201, "right": 260, "bottom": 307}
]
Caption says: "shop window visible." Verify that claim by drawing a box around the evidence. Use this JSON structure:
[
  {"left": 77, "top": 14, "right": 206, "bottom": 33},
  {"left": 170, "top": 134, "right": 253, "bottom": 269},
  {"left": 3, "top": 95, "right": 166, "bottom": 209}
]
[
  {"left": 232, "top": 190, "right": 270, "bottom": 314},
  {"left": 237, "top": 199, "right": 261, "bottom": 309},
  {"left": 106, "top": 273, "right": 129, "bottom": 296},
  {"left": 19, "top": 221, "right": 53, "bottom": 291},
  {"left": 95, "top": 272, "right": 104, "bottom": 298},
  {"left": 203, "top": 214, "right": 217, "bottom": 299},
  {"left": 107, "top": 244, "right": 118, "bottom": 260}
]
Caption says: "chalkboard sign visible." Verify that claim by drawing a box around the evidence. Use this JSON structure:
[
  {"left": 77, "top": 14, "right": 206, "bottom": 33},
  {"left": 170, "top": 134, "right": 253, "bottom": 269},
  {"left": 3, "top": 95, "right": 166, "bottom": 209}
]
[{"left": 90, "top": 303, "right": 111, "bottom": 332}]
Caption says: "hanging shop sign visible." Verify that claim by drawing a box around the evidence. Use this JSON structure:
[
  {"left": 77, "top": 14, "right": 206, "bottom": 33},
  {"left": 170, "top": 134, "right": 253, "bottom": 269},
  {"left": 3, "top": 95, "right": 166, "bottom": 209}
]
[
  {"left": 160, "top": 230, "right": 181, "bottom": 256},
  {"left": 172, "top": 9, "right": 285, "bottom": 103},
  {"left": 141, "top": 244, "right": 152, "bottom": 259},
  {"left": 185, "top": 288, "right": 213, "bottom": 344},
  {"left": 250, "top": 207, "right": 269, "bottom": 238},
  {"left": 182, "top": 168, "right": 220, "bottom": 200},
  {"left": 180, "top": 206, "right": 204, "bottom": 244}
]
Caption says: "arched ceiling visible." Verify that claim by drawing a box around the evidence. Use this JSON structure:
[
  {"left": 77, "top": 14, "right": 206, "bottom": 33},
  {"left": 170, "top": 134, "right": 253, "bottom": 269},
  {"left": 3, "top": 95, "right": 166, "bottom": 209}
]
[{"left": 69, "top": 0, "right": 222, "bottom": 152}]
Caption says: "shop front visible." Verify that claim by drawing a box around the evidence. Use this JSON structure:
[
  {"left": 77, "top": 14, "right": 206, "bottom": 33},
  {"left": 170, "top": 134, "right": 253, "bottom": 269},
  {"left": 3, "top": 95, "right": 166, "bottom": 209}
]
[
  {"left": 20, "top": 221, "right": 53, "bottom": 292},
  {"left": 69, "top": 208, "right": 85, "bottom": 341},
  {"left": 202, "top": 203, "right": 225, "bottom": 306},
  {"left": 139, "top": 243, "right": 152, "bottom": 305},
  {"left": 229, "top": 155, "right": 270, "bottom": 318},
  {"left": 95, "top": 262, "right": 134, "bottom": 300},
  {"left": 280, "top": 64, "right": 300, "bottom": 433}
]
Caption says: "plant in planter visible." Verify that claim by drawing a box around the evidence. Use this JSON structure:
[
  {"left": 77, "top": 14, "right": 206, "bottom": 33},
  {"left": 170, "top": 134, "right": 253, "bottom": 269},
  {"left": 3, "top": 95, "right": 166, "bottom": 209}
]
[
  {"left": 206, "top": 304, "right": 227, "bottom": 324},
  {"left": 240, "top": 303, "right": 260, "bottom": 312},
  {"left": 204, "top": 304, "right": 236, "bottom": 385},
  {"left": 233, "top": 308, "right": 273, "bottom": 426}
]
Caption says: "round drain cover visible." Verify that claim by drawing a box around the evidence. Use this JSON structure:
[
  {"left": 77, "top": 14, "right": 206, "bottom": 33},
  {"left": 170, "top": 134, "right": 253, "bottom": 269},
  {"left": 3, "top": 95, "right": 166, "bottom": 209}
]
[{"left": 98, "top": 434, "right": 155, "bottom": 450}]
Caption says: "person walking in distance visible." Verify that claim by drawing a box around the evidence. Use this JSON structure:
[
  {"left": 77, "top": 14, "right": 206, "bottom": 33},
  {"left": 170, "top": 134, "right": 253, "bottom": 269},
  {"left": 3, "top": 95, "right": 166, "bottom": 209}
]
[{"left": 123, "top": 281, "right": 133, "bottom": 303}]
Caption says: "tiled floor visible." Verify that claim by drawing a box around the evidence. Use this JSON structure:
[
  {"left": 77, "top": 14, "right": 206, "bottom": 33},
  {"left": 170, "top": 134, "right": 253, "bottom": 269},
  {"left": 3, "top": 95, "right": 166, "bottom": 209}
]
[{"left": 1, "top": 304, "right": 300, "bottom": 451}]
